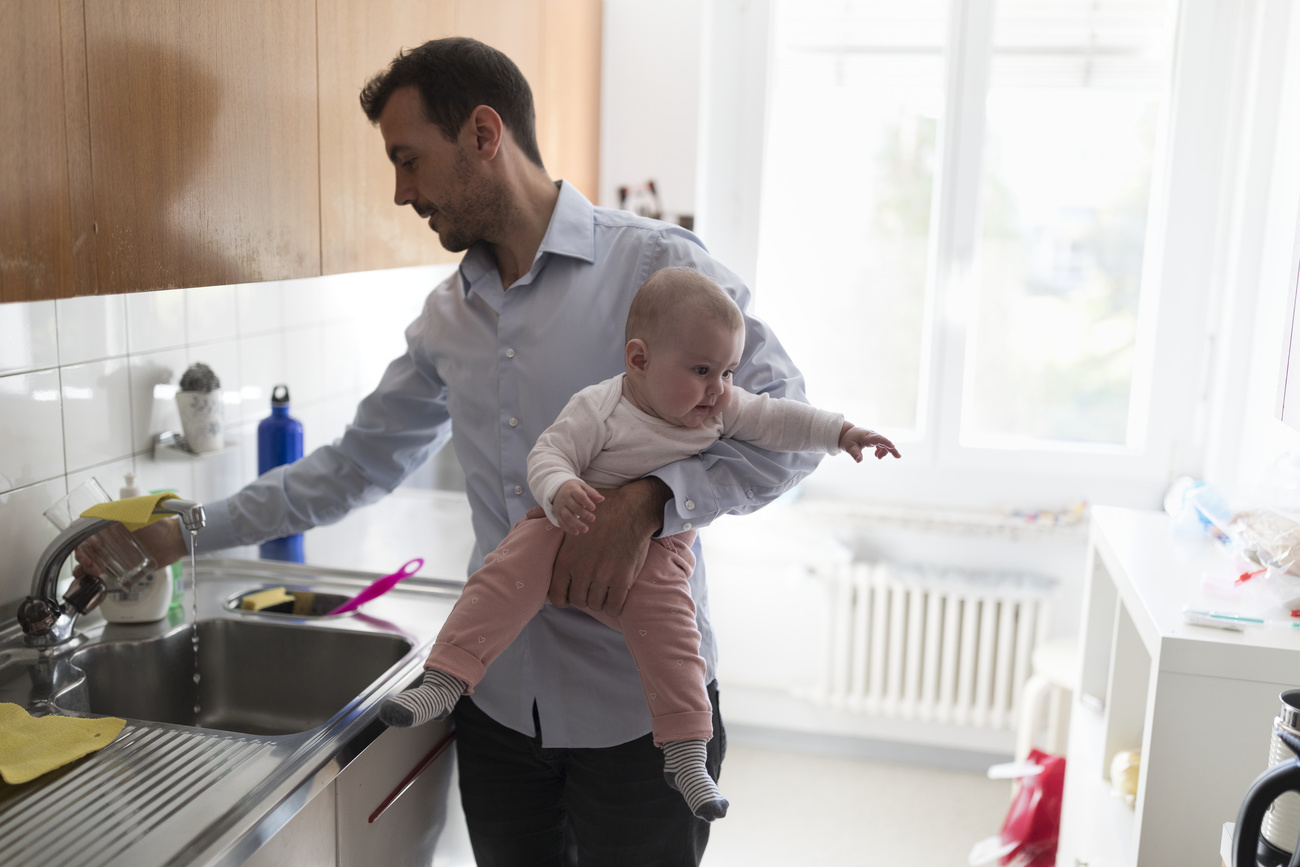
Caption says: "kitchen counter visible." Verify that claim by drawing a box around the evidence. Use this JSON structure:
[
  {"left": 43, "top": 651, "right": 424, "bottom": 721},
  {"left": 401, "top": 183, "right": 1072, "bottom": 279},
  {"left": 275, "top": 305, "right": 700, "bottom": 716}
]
[
  {"left": 0, "top": 489, "right": 477, "bottom": 867},
  {"left": 215, "top": 487, "right": 477, "bottom": 581}
]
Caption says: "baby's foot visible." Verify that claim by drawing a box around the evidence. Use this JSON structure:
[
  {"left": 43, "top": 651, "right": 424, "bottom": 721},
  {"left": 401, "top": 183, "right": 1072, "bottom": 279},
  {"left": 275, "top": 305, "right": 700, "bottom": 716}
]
[
  {"left": 379, "top": 668, "right": 466, "bottom": 727},
  {"left": 663, "top": 738, "right": 728, "bottom": 821}
]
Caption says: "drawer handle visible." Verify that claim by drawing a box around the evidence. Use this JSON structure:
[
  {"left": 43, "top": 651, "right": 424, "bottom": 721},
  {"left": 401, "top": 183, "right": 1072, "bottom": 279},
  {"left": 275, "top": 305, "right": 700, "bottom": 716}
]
[{"left": 369, "top": 729, "right": 457, "bottom": 824}]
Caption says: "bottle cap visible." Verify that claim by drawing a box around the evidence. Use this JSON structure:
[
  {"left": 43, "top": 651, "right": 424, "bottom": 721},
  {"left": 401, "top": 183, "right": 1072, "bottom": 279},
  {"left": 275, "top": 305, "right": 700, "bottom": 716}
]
[{"left": 271, "top": 385, "right": 290, "bottom": 406}]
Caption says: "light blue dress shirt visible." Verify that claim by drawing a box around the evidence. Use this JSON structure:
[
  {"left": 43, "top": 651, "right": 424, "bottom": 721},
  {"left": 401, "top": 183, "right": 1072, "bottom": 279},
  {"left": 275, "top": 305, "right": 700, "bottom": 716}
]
[{"left": 200, "top": 181, "right": 823, "bottom": 747}]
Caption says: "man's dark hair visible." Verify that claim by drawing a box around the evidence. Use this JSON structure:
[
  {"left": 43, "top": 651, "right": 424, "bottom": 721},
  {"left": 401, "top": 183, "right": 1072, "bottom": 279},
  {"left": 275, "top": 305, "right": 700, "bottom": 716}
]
[{"left": 360, "top": 37, "right": 545, "bottom": 169}]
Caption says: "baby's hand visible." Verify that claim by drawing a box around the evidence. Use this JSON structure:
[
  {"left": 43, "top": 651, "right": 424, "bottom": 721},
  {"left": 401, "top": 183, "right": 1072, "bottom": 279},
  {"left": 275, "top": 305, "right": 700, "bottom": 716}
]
[
  {"left": 553, "top": 480, "right": 606, "bottom": 534},
  {"left": 839, "top": 422, "right": 901, "bottom": 462}
]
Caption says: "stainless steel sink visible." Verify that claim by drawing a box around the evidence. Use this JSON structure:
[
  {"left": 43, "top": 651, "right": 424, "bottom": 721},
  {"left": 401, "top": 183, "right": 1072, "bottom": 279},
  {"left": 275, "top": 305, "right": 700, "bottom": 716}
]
[{"left": 55, "top": 618, "right": 412, "bottom": 736}]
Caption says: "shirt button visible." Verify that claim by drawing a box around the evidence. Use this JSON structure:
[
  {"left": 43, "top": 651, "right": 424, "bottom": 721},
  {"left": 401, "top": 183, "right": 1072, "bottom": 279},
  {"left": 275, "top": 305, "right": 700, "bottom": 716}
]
[
  {"left": 514, "top": 485, "right": 523, "bottom": 495},
  {"left": 505, "top": 348, "right": 516, "bottom": 358},
  {"left": 509, "top": 417, "right": 518, "bottom": 427},
  {"left": 745, "top": 490, "right": 754, "bottom": 498},
  {"left": 684, "top": 500, "right": 695, "bottom": 511},
  {"left": 683, "top": 522, "right": 693, "bottom": 531}
]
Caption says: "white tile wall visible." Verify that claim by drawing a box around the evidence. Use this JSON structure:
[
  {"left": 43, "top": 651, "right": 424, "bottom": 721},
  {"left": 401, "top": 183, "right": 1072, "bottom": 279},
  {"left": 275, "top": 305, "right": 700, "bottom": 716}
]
[
  {"left": 0, "top": 265, "right": 451, "bottom": 609},
  {"left": 0, "top": 300, "right": 58, "bottom": 375}
]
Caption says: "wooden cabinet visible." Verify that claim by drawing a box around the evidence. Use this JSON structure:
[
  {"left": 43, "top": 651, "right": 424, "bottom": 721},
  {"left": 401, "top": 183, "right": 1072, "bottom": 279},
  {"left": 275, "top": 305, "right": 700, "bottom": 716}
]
[
  {"left": 2, "top": 0, "right": 602, "bottom": 302},
  {"left": 537, "top": 0, "right": 603, "bottom": 202},
  {"left": 0, "top": 0, "right": 89, "bottom": 303},
  {"left": 317, "top": 0, "right": 459, "bottom": 274},
  {"left": 83, "top": 0, "right": 321, "bottom": 295},
  {"left": 317, "top": 0, "right": 602, "bottom": 274}
]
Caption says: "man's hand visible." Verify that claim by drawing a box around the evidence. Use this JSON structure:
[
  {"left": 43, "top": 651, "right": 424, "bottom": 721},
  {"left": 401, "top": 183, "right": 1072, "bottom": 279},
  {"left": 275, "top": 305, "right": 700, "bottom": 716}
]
[
  {"left": 542, "top": 477, "right": 671, "bottom": 617},
  {"left": 552, "top": 479, "right": 606, "bottom": 535},
  {"left": 839, "top": 422, "right": 902, "bottom": 462},
  {"left": 72, "top": 517, "right": 189, "bottom": 579}
]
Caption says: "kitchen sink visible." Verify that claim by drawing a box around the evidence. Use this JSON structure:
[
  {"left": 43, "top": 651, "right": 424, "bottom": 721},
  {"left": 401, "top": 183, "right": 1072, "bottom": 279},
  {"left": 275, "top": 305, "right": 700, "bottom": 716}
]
[{"left": 54, "top": 618, "right": 412, "bottom": 736}]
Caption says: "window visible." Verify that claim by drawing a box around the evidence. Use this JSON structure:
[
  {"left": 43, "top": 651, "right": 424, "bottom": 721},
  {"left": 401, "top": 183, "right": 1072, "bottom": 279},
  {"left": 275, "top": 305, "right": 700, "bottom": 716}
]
[{"left": 754, "top": 0, "right": 1180, "bottom": 494}]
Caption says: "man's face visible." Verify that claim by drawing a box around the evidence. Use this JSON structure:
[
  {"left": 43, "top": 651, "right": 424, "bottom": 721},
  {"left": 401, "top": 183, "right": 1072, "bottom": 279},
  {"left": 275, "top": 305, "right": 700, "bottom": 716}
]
[{"left": 378, "top": 86, "right": 499, "bottom": 253}]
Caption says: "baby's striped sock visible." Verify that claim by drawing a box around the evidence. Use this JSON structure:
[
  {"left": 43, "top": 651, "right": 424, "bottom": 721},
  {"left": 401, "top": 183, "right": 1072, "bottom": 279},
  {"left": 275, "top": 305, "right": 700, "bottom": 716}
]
[
  {"left": 663, "top": 738, "right": 728, "bottom": 821},
  {"left": 379, "top": 668, "right": 465, "bottom": 727}
]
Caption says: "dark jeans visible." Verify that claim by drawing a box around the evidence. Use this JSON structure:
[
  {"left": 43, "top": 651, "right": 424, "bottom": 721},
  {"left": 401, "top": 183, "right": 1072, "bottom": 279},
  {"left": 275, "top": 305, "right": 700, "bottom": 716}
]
[{"left": 452, "top": 680, "right": 726, "bottom": 867}]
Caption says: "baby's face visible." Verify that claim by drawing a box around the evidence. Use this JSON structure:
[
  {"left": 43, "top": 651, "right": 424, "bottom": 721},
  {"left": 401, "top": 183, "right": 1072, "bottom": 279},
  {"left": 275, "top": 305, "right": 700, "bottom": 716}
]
[{"left": 641, "top": 317, "right": 745, "bottom": 428}]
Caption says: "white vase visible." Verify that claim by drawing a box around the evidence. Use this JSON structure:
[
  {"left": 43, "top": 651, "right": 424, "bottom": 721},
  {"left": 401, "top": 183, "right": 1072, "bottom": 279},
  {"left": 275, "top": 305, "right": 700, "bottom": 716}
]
[{"left": 175, "top": 390, "right": 224, "bottom": 453}]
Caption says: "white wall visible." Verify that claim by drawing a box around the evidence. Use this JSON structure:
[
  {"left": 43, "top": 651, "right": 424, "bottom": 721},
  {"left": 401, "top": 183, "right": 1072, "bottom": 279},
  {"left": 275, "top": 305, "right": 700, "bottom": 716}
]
[
  {"left": 598, "top": 0, "right": 702, "bottom": 220},
  {"left": 0, "top": 266, "right": 451, "bottom": 609}
]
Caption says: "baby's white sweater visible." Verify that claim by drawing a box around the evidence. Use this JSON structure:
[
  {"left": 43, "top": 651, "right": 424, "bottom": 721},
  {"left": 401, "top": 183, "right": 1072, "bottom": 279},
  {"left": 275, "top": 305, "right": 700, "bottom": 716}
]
[{"left": 527, "top": 374, "right": 844, "bottom": 527}]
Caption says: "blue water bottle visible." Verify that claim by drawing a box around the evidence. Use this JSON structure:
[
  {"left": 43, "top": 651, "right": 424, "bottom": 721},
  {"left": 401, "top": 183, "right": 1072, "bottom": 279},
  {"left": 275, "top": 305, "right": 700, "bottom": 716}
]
[{"left": 258, "top": 384, "right": 305, "bottom": 562}]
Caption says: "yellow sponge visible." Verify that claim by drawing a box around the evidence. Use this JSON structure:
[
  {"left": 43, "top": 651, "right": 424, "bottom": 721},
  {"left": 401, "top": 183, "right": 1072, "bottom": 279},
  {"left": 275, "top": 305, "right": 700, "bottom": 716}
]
[
  {"left": 0, "top": 703, "right": 125, "bottom": 784},
  {"left": 240, "top": 587, "right": 295, "bottom": 612}
]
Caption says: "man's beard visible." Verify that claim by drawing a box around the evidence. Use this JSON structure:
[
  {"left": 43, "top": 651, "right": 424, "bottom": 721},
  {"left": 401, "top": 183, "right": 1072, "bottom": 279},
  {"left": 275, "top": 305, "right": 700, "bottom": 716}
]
[{"left": 434, "top": 151, "right": 513, "bottom": 253}]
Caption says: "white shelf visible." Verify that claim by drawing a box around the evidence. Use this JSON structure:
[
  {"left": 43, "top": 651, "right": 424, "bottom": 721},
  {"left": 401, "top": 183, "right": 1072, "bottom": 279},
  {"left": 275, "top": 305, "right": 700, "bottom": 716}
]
[{"left": 1057, "top": 507, "right": 1299, "bottom": 866}]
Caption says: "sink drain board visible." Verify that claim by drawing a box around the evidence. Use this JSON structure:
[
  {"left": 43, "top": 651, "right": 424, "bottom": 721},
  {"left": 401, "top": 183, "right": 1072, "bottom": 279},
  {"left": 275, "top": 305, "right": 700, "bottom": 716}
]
[{"left": 0, "top": 724, "right": 272, "bottom": 866}]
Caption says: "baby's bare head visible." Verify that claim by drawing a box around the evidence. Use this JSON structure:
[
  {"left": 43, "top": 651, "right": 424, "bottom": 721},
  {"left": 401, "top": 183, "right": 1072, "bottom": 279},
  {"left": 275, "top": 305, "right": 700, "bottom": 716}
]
[{"left": 625, "top": 268, "right": 744, "bottom": 350}]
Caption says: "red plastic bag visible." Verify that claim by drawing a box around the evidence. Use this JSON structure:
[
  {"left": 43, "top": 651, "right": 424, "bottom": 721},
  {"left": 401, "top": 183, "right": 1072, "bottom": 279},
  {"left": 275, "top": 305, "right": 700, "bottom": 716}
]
[{"left": 998, "top": 749, "right": 1066, "bottom": 867}]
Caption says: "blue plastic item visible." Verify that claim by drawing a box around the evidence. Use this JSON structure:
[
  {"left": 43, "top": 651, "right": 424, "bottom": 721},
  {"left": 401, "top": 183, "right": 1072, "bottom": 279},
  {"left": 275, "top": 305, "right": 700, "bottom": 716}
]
[{"left": 257, "top": 385, "right": 304, "bottom": 562}]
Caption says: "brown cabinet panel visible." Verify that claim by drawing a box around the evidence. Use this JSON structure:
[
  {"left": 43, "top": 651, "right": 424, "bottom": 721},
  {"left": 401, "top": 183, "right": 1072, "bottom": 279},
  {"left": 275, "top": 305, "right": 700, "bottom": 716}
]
[
  {"left": 3, "top": 0, "right": 602, "bottom": 301},
  {"left": 83, "top": 0, "right": 321, "bottom": 295},
  {"left": 538, "top": 0, "right": 602, "bottom": 203},
  {"left": 1, "top": 1, "right": 78, "bottom": 302},
  {"left": 317, "top": 0, "right": 457, "bottom": 274},
  {"left": 456, "top": 0, "right": 542, "bottom": 92}
]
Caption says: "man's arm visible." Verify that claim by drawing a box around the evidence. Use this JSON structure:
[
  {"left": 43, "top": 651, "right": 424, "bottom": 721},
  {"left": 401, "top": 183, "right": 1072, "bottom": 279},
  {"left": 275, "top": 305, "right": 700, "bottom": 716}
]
[{"left": 81, "top": 300, "right": 455, "bottom": 575}]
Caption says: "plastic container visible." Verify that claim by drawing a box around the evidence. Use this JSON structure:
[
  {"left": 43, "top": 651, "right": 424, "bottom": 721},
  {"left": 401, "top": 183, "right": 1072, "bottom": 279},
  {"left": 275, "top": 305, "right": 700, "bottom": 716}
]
[
  {"left": 257, "top": 385, "right": 305, "bottom": 562},
  {"left": 99, "top": 474, "right": 174, "bottom": 623}
]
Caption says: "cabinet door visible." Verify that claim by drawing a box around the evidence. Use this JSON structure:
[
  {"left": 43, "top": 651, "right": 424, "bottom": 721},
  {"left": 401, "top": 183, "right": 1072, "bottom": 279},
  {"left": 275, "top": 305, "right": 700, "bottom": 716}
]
[
  {"left": 0, "top": 0, "right": 93, "bottom": 303},
  {"left": 83, "top": 1, "right": 321, "bottom": 295},
  {"left": 459, "top": 0, "right": 603, "bottom": 203},
  {"left": 335, "top": 718, "right": 461, "bottom": 867},
  {"left": 317, "top": 0, "right": 458, "bottom": 275},
  {"left": 317, "top": 0, "right": 603, "bottom": 277},
  {"left": 537, "top": 0, "right": 602, "bottom": 203}
]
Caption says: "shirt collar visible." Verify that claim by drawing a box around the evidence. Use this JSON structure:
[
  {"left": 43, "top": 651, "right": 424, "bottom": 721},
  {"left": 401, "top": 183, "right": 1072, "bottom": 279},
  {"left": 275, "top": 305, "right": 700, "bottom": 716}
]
[{"left": 458, "top": 180, "right": 596, "bottom": 296}]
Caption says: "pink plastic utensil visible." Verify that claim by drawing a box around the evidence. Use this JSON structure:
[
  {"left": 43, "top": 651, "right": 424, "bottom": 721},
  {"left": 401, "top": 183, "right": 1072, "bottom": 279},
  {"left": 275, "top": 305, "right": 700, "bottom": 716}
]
[{"left": 327, "top": 558, "right": 424, "bottom": 615}]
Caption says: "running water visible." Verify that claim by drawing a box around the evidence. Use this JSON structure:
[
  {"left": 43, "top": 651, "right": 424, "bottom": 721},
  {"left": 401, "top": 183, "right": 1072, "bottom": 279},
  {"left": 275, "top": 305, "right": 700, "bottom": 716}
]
[{"left": 190, "top": 530, "right": 200, "bottom": 720}]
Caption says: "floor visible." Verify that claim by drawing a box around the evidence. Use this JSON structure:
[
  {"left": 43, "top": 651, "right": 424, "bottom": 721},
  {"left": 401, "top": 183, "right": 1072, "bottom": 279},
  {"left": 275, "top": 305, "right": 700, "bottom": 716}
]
[
  {"left": 433, "top": 736, "right": 1013, "bottom": 866},
  {"left": 706, "top": 740, "right": 1012, "bottom": 866}
]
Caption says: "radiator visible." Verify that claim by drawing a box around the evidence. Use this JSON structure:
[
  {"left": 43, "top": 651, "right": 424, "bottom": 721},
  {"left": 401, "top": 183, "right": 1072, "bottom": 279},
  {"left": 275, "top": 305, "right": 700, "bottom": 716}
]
[{"left": 806, "top": 562, "right": 1055, "bottom": 731}]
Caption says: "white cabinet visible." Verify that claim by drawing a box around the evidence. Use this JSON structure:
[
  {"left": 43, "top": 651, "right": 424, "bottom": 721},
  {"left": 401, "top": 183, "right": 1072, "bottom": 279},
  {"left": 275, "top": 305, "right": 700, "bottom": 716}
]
[
  {"left": 241, "top": 717, "right": 469, "bottom": 867},
  {"left": 1057, "top": 507, "right": 1300, "bottom": 866},
  {"left": 335, "top": 718, "right": 468, "bottom": 867}
]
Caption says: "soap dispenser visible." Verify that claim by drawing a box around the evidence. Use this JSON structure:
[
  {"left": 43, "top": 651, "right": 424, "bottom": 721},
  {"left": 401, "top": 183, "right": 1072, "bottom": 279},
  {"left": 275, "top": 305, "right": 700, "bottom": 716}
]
[{"left": 99, "top": 473, "right": 174, "bottom": 623}]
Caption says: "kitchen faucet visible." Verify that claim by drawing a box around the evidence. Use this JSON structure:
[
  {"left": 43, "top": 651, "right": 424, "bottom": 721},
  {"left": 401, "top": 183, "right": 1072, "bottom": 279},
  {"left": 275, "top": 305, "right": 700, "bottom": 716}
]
[{"left": 16, "top": 499, "right": 206, "bottom": 647}]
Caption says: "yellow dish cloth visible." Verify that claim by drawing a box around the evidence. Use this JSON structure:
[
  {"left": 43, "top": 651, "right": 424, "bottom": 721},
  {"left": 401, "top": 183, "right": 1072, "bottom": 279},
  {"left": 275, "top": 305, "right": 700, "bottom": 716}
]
[
  {"left": 81, "top": 492, "right": 180, "bottom": 532},
  {"left": 0, "top": 703, "right": 125, "bottom": 785}
]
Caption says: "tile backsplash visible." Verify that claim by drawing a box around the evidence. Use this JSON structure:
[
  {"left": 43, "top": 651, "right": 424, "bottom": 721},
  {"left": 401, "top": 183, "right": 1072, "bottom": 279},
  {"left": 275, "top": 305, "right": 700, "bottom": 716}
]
[{"left": 0, "top": 264, "right": 453, "bottom": 609}]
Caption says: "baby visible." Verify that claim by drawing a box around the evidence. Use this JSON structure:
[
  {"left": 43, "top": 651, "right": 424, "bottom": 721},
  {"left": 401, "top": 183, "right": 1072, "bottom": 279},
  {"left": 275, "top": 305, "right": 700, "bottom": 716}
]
[{"left": 380, "top": 266, "right": 901, "bottom": 821}]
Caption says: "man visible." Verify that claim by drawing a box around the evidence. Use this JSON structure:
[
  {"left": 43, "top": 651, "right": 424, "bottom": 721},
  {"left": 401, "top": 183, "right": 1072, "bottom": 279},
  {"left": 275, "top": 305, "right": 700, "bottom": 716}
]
[{"left": 128, "top": 37, "right": 821, "bottom": 865}]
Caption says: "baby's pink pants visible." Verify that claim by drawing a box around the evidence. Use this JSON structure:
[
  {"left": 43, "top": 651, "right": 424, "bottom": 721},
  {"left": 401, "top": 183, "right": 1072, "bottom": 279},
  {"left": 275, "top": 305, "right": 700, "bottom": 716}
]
[{"left": 425, "top": 517, "right": 712, "bottom": 745}]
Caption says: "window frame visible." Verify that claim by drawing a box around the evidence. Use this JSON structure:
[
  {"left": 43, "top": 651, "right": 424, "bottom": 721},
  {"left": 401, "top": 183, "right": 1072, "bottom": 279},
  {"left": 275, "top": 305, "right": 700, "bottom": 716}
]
[{"left": 737, "top": 0, "right": 1247, "bottom": 509}]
